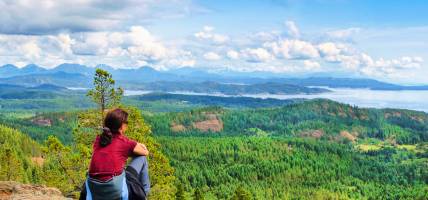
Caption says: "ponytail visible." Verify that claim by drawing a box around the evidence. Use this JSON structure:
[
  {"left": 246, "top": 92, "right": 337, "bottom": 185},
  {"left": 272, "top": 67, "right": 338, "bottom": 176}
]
[
  {"left": 99, "top": 108, "right": 129, "bottom": 147},
  {"left": 100, "top": 127, "right": 113, "bottom": 147}
]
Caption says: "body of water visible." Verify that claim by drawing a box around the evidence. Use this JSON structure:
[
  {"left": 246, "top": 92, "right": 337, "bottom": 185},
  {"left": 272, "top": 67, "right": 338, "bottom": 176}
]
[
  {"left": 242, "top": 88, "right": 428, "bottom": 113},
  {"left": 68, "top": 87, "right": 428, "bottom": 112}
]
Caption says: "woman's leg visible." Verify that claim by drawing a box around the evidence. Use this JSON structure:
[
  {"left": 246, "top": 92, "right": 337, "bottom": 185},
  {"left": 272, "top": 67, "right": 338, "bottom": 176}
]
[{"left": 129, "top": 156, "right": 150, "bottom": 195}]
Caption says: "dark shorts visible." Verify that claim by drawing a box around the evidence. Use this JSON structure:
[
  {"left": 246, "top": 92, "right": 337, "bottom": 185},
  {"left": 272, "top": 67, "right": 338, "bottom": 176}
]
[{"left": 79, "top": 166, "right": 146, "bottom": 200}]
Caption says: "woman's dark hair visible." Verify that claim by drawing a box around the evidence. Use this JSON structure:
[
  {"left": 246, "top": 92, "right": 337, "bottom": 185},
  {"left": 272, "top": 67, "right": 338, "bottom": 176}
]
[{"left": 100, "top": 108, "right": 129, "bottom": 147}]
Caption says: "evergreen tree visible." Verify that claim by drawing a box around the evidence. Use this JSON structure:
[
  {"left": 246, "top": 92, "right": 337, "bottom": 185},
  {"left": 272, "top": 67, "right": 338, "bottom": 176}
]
[
  {"left": 230, "top": 186, "right": 252, "bottom": 200},
  {"left": 86, "top": 68, "right": 123, "bottom": 124},
  {"left": 193, "top": 188, "right": 204, "bottom": 200},
  {"left": 0, "top": 125, "right": 40, "bottom": 184},
  {"left": 72, "top": 70, "right": 175, "bottom": 199},
  {"left": 2, "top": 148, "right": 23, "bottom": 181},
  {"left": 42, "top": 135, "right": 87, "bottom": 196},
  {"left": 175, "top": 183, "right": 186, "bottom": 200}
]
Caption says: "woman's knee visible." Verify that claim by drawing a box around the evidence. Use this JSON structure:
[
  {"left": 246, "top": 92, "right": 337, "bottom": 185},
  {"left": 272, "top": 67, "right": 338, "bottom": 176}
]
[
  {"left": 133, "top": 156, "right": 148, "bottom": 163},
  {"left": 129, "top": 156, "right": 148, "bottom": 172}
]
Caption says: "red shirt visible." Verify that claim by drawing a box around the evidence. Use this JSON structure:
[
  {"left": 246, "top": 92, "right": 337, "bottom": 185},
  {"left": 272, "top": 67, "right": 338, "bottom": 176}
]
[{"left": 89, "top": 134, "right": 137, "bottom": 181}]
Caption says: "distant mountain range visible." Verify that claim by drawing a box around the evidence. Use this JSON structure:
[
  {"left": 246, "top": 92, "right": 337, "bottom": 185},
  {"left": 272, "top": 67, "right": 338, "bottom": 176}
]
[{"left": 1, "top": 63, "right": 428, "bottom": 92}]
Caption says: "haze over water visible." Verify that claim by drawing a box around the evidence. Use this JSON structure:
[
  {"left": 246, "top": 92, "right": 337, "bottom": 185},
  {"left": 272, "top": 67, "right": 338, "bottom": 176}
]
[
  {"left": 243, "top": 88, "right": 428, "bottom": 113},
  {"left": 122, "top": 88, "right": 428, "bottom": 113}
]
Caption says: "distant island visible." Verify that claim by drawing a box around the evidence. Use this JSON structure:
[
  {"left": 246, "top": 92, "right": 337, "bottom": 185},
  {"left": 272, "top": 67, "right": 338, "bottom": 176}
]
[{"left": 1, "top": 63, "right": 428, "bottom": 92}]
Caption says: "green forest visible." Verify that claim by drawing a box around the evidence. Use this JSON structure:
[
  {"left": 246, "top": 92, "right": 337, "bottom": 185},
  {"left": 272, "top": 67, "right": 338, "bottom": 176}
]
[{"left": 0, "top": 69, "right": 427, "bottom": 199}]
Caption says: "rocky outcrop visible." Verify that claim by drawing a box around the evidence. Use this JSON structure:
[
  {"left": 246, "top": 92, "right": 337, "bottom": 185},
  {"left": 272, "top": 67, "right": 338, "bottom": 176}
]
[
  {"left": 300, "top": 129, "right": 324, "bottom": 139},
  {"left": 0, "top": 181, "right": 68, "bottom": 200},
  {"left": 192, "top": 118, "right": 223, "bottom": 132},
  {"left": 31, "top": 118, "right": 52, "bottom": 126},
  {"left": 170, "top": 113, "right": 224, "bottom": 133},
  {"left": 171, "top": 123, "right": 186, "bottom": 132}
]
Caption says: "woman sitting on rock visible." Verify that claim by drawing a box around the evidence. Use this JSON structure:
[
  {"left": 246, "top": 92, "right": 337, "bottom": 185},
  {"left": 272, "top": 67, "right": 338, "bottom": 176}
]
[{"left": 80, "top": 108, "right": 150, "bottom": 200}]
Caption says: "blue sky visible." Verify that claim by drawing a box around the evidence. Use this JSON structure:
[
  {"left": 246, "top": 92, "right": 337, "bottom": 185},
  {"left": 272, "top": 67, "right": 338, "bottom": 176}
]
[
  {"left": 150, "top": 0, "right": 428, "bottom": 34},
  {"left": 0, "top": 0, "right": 427, "bottom": 84}
]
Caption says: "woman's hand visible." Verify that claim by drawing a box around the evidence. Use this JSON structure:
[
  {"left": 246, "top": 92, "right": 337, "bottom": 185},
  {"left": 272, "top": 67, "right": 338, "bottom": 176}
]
[{"left": 133, "top": 143, "right": 149, "bottom": 156}]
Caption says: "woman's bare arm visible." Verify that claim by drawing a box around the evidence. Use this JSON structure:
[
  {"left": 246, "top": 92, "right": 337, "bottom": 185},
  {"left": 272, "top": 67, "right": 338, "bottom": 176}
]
[{"left": 133, "top": 143, "right": 149, "bottom": 156}]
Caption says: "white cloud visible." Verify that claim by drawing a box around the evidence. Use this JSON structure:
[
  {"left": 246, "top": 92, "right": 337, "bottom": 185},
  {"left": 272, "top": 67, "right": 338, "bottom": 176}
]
[
  {"left": 318, "top": 42, "right": 342, "bottom": 56},
  {"left": 285, "top": 21, "right": 300, "bottom": 38},
  {"left": 0, "top": 13, "right": 424, "bottom": 82},
  {"left": 72, "top": 32, "right": 109, "bottom": 55},
  {"left": 0, "top": 34, "right": 74, "bottom": 67},
  {"left": 0, "top": 0, "right": 197, "bottom": 34},
  {"left": 316, "top": 41, "right": 423, "bottom": 76},
  {"left": 203, "top": 52, "right": 221, "bottom": 61},
  {"left": 70, "top": 26, "right": 169, "bottom": 63},
  {"left": 303, "top": 60, "right": 321, "bottom": 70},
  {"left": 240, "top": 48, "right": 273, "bottom": 63},
  {"left": 253, "top": 31, "right": 281, "bottom": 42},
  {"left": 54, "top": 34, "right": 75, "bottom": 57},
  {"left": 194, "top": 26, "right": 229, "bottom": 44},
  {"left": 317, "top": 42, "right": 357, "bottom": 64},
  {"left": 331, "top": 53, "right": 424, "bottom": 77},
  {"left": 326, "top": 28, "right": 361, "bottom": 40},
  {"left": 368, "top": 56, "right": 423, "bottom": 70},
  {"left": 203, "top": 26, "right": 214, "bottom": 32},
  {"left": 20, "top": 41, "right": 42, "bottom": 60},
  {"left": 106, "top": 47, "right": 127, "bottom": 57},
  {"left": 226, "top": 50, "right": 239, "bottom": 60},
  {"left": 391, "top": 56, "right": 423, "bottom": 69},
  {"left": 166, "top": 55, "right": 196, "bottom": 68},
  {"left": 266, "top": 39, "right": 319, "bottom": 59},
  {"left": 0, "top": 26, "right": 193, "bottom": 69}
]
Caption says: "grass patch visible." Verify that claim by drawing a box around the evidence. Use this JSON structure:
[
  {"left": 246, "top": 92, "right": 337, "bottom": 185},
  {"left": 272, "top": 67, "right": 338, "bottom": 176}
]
[
  {"left": 396, "top": 144, "right": 417, "bottom": 151},
  {"left": 357, "top": 144, "right": 382, "bottom": 152}
]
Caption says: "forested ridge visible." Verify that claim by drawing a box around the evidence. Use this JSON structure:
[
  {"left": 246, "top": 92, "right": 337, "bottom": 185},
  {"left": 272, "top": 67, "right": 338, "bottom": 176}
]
[
  {"left": 159, "top": 136, "right": 427, "bottom": 199},
  {"left": 1, "top": 99, "right": 426, "bottom": 199},
  {"left": 148, "top": 99, "right": 428, "bottom": 145},
  {"left": 0, "top": 125, "right": 41, "bottom": 183},
  {"left": 146, "top": 99, "right": 428, "bottom": 199},
  {"left": 0, "top": 69, "right": 177, "bottom": 199},
  {"left": 0, "top": 69, "right": 427, "bottom": 199}
]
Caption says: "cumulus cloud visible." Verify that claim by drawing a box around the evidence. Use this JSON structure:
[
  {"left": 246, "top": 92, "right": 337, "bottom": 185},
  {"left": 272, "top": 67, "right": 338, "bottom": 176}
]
[
  {"left": 326, "top": 28, "right": 361, "bottom": 41},
  {"left": 0, "top": 10, "right": 424, "bottom": 80},
  {"left": 252, "top": 31, "right": 281, "bottom": 42},
  {"left": 0, "top": 33, "right": 75, "bottom": 67},
  {"left": 303, "top": 60, "right": 321, "bottom": 70},
  {"left": 315, "top": 39, "right": 424, "bottom": 77},
  {"left": 363, "top": 56, "right": 423, "bottom": 71},
  {"left": 318, "top": 42, "right": 343, "bottom": 57},
  {"left": 203, "top": 52, "right": 221, "bottom": 61},
  {"left": 285, "top": 21, "right": 300, "bottom": 38},
  {"left": 72, "top": 33, "right": 109, "bottom": 55},
  {"left": 0, "top": 26, "right": 194, "bottom": 69},
  {"left": 317, "top": 42, "right": 357, "bottom": 63},
  {"left": 20, "top": 41, "right": 42, "bottom": 60},
  {"left": 227, "top": 50, "right": 239, "bottom": 60},
  {"left": 194, "top": 26, "right": 229, "bottom": 44},
  {"left": 191, "top": 20, "right": 423, "bottom": 77},
  {"left": 240, "top": 48, "right": 273, "bottom": 63},
  {"left": 328, "top": 52, "right": 424, "bottom": 77},
  {"left": 0, "top": 0, "right": 196, "bottom": 35},
  {"left": 70, "top": 26, "right": 170, "bottom": 63},
  {"left": 266, "top": 39, "right": 319, "bottom": 59}
]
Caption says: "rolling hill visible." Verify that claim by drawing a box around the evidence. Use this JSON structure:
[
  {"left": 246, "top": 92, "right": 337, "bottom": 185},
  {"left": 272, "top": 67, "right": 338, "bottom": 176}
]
[
  {"left": 0, "top": 72, "right": 91, "bottom": 87},
  {"left": 1, "top": 98, "right": 425, "bottom": 199},
  {"left": 127, "top": 81, "right": 329, "bottom": 95},
  {"left": 0, "top": 83, "right": 77, "bottom": 99},
  {"left": 148, "top": 99, "right": 428, "bottom": 145},
  {"left": 1, "top": 63, "right": 428, "bottom": 91}
]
